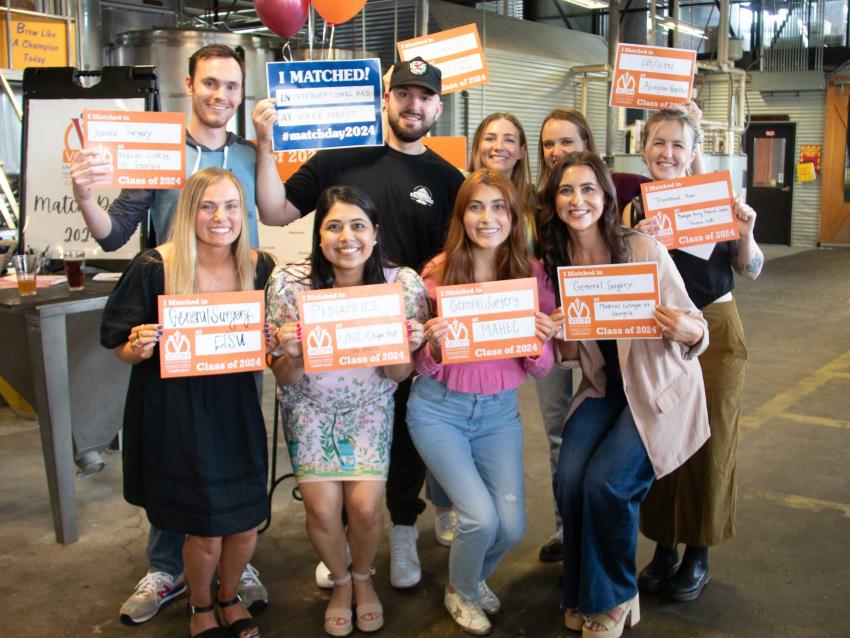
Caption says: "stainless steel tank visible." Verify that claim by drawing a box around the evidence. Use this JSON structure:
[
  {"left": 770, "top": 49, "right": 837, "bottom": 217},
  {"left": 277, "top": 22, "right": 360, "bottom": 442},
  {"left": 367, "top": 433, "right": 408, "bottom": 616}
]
[{"left": 106, "top": 29, "right": 281, "bottom": 140}]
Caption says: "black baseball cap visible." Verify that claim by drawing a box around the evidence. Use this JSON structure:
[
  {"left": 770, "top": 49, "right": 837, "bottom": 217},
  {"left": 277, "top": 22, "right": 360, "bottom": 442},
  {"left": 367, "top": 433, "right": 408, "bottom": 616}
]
[{"left": 389, "top": 57, "right": 442, "bottom": 94}]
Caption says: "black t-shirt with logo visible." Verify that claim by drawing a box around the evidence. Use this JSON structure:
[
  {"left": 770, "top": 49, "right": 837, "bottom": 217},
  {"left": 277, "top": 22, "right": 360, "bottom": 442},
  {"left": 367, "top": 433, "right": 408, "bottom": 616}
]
[{"left": 285, "top": 144, "right": 465, "bottom": 271}]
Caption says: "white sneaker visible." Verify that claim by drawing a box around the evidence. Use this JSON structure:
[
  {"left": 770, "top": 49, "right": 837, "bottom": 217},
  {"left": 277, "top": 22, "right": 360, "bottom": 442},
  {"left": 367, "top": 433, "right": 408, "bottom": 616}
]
[
  {"left": 315, "top": 545, "right": 352, "bottom": 589},
  {"left": 444, "top": 588, "right": 492, "bottom": 635},
  {"left": 477, "top": 581, "right": 501, "bottom": 615},
  {"left": 389, "top": 524, "right": 421, "bottom": 589},
  {"left": 434, "top": 508, "right": 457, "bottom": 547},
  {"left": 237, "top": 563, "right": 268, "bottom": 613},
  {"left": 119, "top": 570, "right": 186, "bottom": 625}
]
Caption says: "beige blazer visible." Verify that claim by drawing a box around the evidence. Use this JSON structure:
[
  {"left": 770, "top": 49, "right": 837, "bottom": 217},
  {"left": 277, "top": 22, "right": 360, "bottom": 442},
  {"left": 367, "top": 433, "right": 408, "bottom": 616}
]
[{"left": 561, "top": 232, "right": 710, "bottom": 478}]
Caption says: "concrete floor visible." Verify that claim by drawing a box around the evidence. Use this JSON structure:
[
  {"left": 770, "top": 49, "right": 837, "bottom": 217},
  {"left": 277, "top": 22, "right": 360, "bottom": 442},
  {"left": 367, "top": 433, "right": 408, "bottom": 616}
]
[{"left": 2, "top": 245, "right": 849, "bottom": 637}]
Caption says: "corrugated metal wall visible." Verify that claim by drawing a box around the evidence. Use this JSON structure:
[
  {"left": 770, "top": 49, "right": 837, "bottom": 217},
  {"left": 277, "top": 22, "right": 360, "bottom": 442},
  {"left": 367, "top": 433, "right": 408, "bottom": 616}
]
[
  {"left": 331, "top": 0, "right": 613, "bottom": 182},
  {"left": 700, "top": 77, "right": 824, "bottom": 247},
  {"left": 428, "top": 1, "right": 613, "bottom": 181}
]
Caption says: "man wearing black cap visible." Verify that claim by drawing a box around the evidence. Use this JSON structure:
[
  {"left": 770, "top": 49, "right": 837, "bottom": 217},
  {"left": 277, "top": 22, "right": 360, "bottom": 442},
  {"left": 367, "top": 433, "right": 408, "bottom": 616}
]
[{"left": 266, "top": 57, "right": 464, "bottom": 590}]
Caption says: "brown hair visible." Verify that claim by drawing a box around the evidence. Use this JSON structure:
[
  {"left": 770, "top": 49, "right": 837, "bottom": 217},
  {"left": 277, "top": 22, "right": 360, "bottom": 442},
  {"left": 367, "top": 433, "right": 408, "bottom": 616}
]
[
  {"left": 538, "top": 152, "right": 633, "bottom": 285},
  {"left": 470, "top": 113, "right": 537, "bottom": 244},
  {"left": 537, "top": 109, "right": 597, "bottom": 191},
  {"left": 434, "top": 169, "right": 531, "bottom": 286},
  {"left": 188, "top": 44, "right": 245, "bottom": 84}
]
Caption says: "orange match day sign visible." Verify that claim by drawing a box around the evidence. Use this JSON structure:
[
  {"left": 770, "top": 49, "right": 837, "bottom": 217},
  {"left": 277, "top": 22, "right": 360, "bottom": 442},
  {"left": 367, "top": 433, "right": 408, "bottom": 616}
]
[
  {"left": 436, "top": 278, "right": 541, "bottom": 364},
  {"left": 640, "top": 171, "right": 739, "bottom": 250},
  {"left": 558, "top": 263, "right": 661, "bottom": 341},
  {"left": 158, "top": 291, "right": 266, "bottom": 379},
  {"left": 397, "top": 23, "right": 490, "bottom": 95},
  {"left": 296, "top": 283, "right": 409, "bottom": 373},
  {"left": 610, "top": 43, "right": 696, "bottom": 109},
  {"left": 82, "top": 110, "right": 186, "bottom": 189}
]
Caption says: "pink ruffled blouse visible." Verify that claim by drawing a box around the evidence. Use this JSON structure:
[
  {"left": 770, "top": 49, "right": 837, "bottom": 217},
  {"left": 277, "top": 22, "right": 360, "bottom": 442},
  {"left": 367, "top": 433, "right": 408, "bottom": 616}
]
[{"left": 414, "top": 255, "right": 556, "bottom": 394}]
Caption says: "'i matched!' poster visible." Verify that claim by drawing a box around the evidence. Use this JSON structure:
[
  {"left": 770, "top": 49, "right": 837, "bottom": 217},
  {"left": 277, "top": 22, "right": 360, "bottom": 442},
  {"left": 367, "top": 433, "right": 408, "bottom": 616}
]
[{"left": 266, "top": 59, "right": 383, "bottom": 152}]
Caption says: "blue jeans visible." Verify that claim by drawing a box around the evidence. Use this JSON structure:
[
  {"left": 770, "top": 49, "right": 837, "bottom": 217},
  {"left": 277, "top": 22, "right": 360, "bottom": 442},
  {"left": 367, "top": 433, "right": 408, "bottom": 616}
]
[
  {"left": 533, "top": 365, "right": 574, "bottom": 535},
  {"left": 555, "top": 396, "right": 655, "bottom": 615},
  {"left": 407, "top": 375, "right": 526, "bottom": 602},
  {"left": 147, "top": 526, "right": 185, "bottom": 576},
  {"left": 426, "top": 471, "right": 453, "bottom": 508}
]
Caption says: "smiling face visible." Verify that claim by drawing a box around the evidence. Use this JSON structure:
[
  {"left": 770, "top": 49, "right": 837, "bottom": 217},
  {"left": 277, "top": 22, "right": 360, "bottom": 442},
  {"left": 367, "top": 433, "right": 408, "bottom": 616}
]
[
  {"left": 477, "top": 118, "right": 525, "bottom": 176},
  {"left": 541, "top": 118, "right": 586, "bottom": 168},
  {"left": 555, "top": 165, "right": 606, "bottom": 235},
  {"left": 194, "top": 178, "right": 243, "bottom": 248},
  {"left": 385, "top": 85, "right": 443, "bottom": 143},
  {"left": 644, "top": 119, "right": 696, "bottom": 180},
  {"left": 185, "top": 56, "right": 243, "bottom": 131},
  {"left": 319, "top": 202, "right": 378, "bottom": 277},
  {"left": 462, "top": 183, "right": 513, "bottom": 252}
]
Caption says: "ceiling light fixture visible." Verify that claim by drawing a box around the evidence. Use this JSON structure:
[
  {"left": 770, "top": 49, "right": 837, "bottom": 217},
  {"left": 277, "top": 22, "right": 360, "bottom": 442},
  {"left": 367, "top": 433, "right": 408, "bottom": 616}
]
[{"left": 562, "top": 0, "right": 609, "bottom": 11}]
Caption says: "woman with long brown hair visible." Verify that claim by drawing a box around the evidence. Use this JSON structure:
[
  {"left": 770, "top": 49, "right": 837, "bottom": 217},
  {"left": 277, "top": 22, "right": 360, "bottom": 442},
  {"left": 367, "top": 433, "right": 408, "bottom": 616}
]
[
  {"left": 539, "top": 152, "right": 709, "bottom": 637},
  {"left": 406, "top": 169, "right": 558, "bottom": 635}
]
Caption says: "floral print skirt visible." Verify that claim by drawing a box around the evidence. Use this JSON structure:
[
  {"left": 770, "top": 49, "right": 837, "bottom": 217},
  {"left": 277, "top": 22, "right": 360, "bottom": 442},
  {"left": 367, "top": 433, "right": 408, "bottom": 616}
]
[{"left": 279, "top": 391, "right": 394, "bottom": 482}]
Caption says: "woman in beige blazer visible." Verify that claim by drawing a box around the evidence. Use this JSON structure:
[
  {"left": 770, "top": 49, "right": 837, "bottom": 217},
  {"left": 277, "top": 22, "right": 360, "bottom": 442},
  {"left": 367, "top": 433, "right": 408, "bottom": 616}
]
[{"left": 538, "top": 151, "right": 709, "bottom": 638}]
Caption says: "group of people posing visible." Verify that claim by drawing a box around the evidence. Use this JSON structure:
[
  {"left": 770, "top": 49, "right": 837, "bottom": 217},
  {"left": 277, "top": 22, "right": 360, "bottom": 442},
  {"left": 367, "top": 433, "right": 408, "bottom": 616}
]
[{"left": 71, "top": 44, "right": 763, "bottom": 638}]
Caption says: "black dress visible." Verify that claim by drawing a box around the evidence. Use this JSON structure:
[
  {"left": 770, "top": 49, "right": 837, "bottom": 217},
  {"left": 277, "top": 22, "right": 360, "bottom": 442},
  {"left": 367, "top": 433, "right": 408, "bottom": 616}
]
[{"left": 101, "top": 249, "right": 275, "bottom": 537}]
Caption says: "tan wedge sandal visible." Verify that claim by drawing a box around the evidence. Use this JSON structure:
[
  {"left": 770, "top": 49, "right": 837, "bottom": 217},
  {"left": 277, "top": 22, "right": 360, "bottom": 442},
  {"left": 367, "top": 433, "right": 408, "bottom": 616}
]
[
  {"left": 324, "top": 573, "right": 353, "bottom": 637},
  {"left": 581, "top": 594, "right": 640, "bottom": 638},
  {"left": 352, "top": 569, "right": 384, "bottom": 633}
]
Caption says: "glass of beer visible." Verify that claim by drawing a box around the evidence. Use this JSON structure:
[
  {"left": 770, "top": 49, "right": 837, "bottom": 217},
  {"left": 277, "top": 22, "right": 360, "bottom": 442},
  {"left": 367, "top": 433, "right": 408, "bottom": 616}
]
[
  {"left": 63, "top": 250, "right": 86, "bottom": 291},
  {"left": 12, "top": 254, "right": 38, "bottom": 296}
]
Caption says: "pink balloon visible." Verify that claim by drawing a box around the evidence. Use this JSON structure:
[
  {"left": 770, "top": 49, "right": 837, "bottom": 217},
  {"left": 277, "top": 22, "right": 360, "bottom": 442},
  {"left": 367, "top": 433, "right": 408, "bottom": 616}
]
[{"left": 254, "top": 0, "right": 309, "bottom": 39}]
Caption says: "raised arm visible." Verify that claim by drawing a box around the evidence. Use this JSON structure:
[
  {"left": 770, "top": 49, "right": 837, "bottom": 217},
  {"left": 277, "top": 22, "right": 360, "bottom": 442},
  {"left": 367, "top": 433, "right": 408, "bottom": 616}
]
[
  {"left": 251, "top": 99, "right": 300, "bottom": 227},
  {"left": 70, "top": 148, "right": 116, "bottom": 240},
  {"left": 730, "top": 195, "right": 764, "bottom": 280}
]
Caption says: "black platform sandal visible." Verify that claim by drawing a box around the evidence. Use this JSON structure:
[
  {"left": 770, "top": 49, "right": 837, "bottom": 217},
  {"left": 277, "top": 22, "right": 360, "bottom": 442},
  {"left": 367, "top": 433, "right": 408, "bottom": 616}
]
[
  {"left": 217, "top": 594, "right": 260, "bottom": 638},
  {"left": 188, "top": 602, "right": 230, "bottom": 638}
]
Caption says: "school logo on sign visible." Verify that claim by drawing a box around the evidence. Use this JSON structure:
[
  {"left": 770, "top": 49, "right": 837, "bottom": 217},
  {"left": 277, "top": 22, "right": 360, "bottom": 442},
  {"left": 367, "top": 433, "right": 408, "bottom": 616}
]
[
  {"left": 306, "top": 325, "right": 333, "bottom": 356},
  {"left": 616, "top": 72, "right": 636, "bottom": 96},
  {"left": 444, "top": 319, "right": 470, "bottom": 348},
  {"left": 657, "top": 213, "right": 674, "bottom": 236},
  {"left": 567, "top": 299, "right": 592, "bottom": 325},
  {"left": 163, "top": 330, "right": 192, "bottom": 361}
]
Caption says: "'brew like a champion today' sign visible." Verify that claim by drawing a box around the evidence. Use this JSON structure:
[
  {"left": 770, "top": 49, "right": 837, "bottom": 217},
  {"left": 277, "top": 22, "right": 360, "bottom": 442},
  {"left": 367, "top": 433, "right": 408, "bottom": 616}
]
[{"left": 266, "top": 59, "right": 383, "bottom": 152}]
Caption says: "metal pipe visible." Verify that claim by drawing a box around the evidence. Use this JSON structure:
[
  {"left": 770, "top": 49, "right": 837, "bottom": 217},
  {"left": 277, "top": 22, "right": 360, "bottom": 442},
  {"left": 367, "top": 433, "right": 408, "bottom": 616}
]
[
  {"left": 393, "top": 0, "right": 398, "bottom": 63},
  {"left": 670, "top": 0, "right": 679, "bottom": 48},
  {"left": 717, "top": 0, "right": 729, "bottom": 65},
  {"left": 5, "top": 0, "right": 12, "bottom": 69},
  {"left": 649, "top": 0, "right": 656, "bottom": 44},
  {"left": 308, "top": 4, "right": 313, "bottom": 60},
  {"left": 580, "top": 77, "right": 588, "bottom": 115},
  {"left": 361, "top": 3, "right": 366, "bottom": 58},
  {"left": 737, "top": 71, "right": 746, "bottom": 134},
  {"left": 606, "top": 0, "right": 619, "bottom": 163},
  {"left": 75, "top": 0, "right": 102, "bottom": 70},
  {"left": 418, "top": 0, "right": 428, "bottom": 37}
]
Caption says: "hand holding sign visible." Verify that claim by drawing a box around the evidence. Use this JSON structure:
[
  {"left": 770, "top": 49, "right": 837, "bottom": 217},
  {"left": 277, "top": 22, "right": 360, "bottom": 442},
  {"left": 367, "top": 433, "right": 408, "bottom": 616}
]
[
  {"left": 69, "top": 147, "right": 114, "bottom": 199},
  {"left": 734, "top": 195, "right": 757, "bottom": 237},
  {"left": 275, "top": 321, "right": 304, "bottom": 359},
  {"left": 127, "top": 322, "right": 162, "bottom": 360},
  {"left": 655, "top": 305, "right": 704, "bottom": 346}
]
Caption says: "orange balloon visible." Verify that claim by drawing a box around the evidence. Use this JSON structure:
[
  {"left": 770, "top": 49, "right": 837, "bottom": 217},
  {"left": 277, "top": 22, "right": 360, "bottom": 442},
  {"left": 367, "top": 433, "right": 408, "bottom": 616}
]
[{"left": 312, "top": 0, "right": 366, "bottom": 25}]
